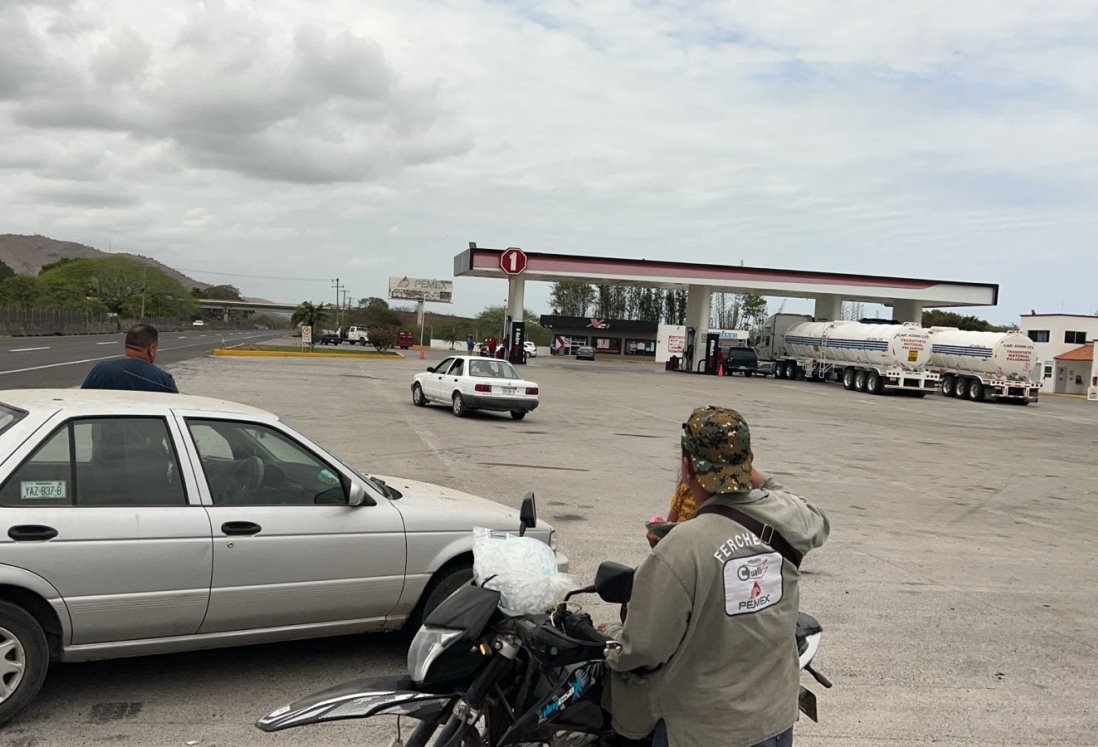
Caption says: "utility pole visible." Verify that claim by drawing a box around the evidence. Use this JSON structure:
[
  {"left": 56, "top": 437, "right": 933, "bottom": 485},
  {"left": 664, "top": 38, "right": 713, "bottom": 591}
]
[
  {"left": 331, "top": 278, "right": 341, "bottom": 329},
  {"left": 139, "top": 265, "right": 148, "bottom": 319}
]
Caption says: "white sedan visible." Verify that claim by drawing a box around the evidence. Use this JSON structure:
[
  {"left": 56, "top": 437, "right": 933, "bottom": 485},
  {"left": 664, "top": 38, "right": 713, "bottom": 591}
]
[
  {"left": 411, "top": 355, "right": 540, "bottom": 420},
  {"left": 0, "top": 389, "right": 563, "bottom": 724}
]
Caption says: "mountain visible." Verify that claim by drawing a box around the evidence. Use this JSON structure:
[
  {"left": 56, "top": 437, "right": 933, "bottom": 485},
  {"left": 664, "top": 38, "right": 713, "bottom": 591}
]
[{"left": 0, "top": 234, "right": 209, "bottom": 291}]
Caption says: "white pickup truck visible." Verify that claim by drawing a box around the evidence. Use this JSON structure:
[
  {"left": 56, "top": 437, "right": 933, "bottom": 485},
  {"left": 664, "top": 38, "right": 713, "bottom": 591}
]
[{"left": 340, "top": 326, "right": 369, "bottom": 345}]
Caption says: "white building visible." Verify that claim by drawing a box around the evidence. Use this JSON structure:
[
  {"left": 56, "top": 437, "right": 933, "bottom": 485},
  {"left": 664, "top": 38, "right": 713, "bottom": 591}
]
[{"left": 1019, "top": 313, "right": 1098, "bottom": 393}]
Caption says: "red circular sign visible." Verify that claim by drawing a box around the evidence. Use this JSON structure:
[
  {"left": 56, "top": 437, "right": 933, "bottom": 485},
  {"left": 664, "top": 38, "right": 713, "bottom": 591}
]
[{"left": 500, "top": 247, "right": 528, "bottom": 275}]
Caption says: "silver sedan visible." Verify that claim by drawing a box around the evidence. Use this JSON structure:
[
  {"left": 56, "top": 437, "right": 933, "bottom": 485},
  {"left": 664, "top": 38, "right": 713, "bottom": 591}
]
[{"left": 0, "top": 389, "right": 564, "bottom": 725}]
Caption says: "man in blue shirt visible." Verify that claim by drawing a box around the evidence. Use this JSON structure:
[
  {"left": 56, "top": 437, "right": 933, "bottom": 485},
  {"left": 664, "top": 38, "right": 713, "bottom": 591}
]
[{"left": 82, "top": 324, "right": 179, "bottom": 393}]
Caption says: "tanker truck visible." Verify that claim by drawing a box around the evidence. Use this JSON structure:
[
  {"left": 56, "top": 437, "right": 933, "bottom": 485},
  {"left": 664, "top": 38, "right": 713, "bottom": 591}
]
[
  {"left": 927, "top": 327, "right": 1040, "bottom": 404},
  {"left": 761, "top": 317, "right": 940, "bottom": 395}
]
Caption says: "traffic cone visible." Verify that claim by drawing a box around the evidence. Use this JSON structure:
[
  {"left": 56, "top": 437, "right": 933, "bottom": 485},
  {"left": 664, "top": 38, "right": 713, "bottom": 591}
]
[
  {"left": 717, "top": 363, "right": 724, "bottom": 377},
  {"left": 418, "top": 347, "right": 426, "bottom": 360}
]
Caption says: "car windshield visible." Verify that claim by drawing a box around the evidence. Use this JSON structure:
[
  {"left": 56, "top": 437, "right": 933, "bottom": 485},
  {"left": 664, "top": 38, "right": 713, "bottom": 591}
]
[
  {"left": 0, "top": 403, "right": 27, "bottom": 436},
  {"left": 468, "top": 359, "right": 521, "bottom": 379}
]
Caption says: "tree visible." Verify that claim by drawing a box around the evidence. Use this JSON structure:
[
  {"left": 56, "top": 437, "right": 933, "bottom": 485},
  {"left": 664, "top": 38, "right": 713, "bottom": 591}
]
[
  {"left": 0, "top": 275, "right": 45, "bottom": 307},
  {"left": 37, "top": 257, "right": 195, "bottom": 318},
  {"left": 922, "top": 310, "right": 995, "bottom": 331},
  {"left": 200, "top": 284, "right": 243, "bottom": 300},
  {"left": 549, "top": 281, "right": 595, "bottom": 316},
  {"left": 474, "top": 305, "right": 542, "bottom": 341},
  {"left": 663, "top": 289, "right": 687, "bottom": 325},
  {"left": 371, "top": 327, "right": 396, "bottom": 352},
  {"left": 291, "top": 302, "right": 333, "bottom": 349},
  {"left": 0, "top": 259, "right": 14, "bottom": 282},
  {"left": 354, "top": 297, "right": 402, "bottom": 328}
]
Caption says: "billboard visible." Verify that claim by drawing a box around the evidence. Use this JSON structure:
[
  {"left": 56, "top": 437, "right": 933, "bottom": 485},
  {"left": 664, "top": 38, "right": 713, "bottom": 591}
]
[{"left": 388, "top": 276, "right": 453, "bottom": 303}]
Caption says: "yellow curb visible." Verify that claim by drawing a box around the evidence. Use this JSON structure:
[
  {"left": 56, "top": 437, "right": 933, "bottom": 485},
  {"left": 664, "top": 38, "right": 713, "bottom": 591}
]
[
  {"left": 1040, "top": 391, "right": 1088, "bottom": 400},
  {"left": 213, "top": 348, "right": 405, "bottom": 359}
]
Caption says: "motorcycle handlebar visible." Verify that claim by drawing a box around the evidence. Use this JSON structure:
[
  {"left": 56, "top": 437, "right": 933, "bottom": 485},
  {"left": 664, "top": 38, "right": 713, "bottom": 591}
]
[{"left": 564, "top": 612, "right": 611, "bottom": 645}]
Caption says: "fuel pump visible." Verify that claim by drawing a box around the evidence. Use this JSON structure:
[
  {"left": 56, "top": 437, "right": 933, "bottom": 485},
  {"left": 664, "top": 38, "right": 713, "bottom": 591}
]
[{"left": 704, "top": 332, "right": 721, "bottom": 374}]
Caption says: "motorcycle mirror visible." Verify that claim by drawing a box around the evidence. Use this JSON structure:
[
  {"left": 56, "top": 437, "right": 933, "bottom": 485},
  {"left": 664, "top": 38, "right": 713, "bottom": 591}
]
[
  {"left": 594, "top": 561, "right": 634, "bottom": 604},
  {"left": 518, "top": 492, "right": 537, "bottom": 537}
]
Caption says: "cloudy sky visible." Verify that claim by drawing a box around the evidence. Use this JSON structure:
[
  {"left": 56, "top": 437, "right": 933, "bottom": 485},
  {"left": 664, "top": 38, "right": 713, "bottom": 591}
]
[{"left": 2, "top": 0, "right": 1096, "bottom": 323}]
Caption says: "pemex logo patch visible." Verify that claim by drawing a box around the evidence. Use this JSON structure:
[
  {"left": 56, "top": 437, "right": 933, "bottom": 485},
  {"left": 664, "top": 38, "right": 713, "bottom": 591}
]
[{"left": 723, "top": 551, "right": 783, "bottom": 616}]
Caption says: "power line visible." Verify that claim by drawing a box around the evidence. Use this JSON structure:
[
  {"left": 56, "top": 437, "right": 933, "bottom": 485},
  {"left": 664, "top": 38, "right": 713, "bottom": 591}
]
[{"left": 173, "top": 267, "right": 331, "bottom": 282}]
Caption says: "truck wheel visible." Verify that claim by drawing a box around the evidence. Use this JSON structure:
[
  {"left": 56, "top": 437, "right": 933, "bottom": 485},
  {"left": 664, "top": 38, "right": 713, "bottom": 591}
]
[
  {"left": 452, "top": 393, "right": 467, "bottom": 417},
  {"left": 788, "top": 363, "right": 800, "bottom": 380},
  {"left": 954, "top": 378, "right": 970, "bottom": 399},
  {"left": 867, "top": 372, "right": 883, "bottom": 395},
  {"left": 744, "top": 371, "right": 754, "bottom": 378},
  {"left": 941, "top": 376, "right": 955, "bottom": 397},
  {"left": 0, "top": 600, "right": 49, "bottom": 726},
  {"left": 968, "top": 381, "right": 985, "bottom": 401},
  {"left": 842, "top": 368, "right": 856, "bottom": 390},
  {"left": 412, "top": 383, "right": 427, "bottom": 407},
  {"left": 853, "top": 370, "right": 867, "bottom": 392}
]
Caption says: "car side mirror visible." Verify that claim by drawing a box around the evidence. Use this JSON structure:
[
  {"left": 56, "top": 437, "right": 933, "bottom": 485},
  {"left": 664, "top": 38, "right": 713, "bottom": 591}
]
[
  {"left": 594, "top": 561, "right": 634, "bottom": 604},
  {"left": 426, "top": 365, "right": 435, "bottom": 372},
  {"left": 518, "top": 492, "right": 537, "bottom": 537},
  {"left": 348, "top": 482, "right": 375, "bottom": 507}
]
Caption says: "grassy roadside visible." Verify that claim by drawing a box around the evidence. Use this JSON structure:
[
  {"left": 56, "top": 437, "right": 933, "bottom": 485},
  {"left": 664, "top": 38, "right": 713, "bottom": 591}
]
[{"left": 213, "top": 343, "right": 405, "bottom": 359}]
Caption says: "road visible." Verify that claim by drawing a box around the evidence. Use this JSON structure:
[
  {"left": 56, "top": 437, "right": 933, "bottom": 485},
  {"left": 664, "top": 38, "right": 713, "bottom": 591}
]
[{"left": 0, "top": 330, "right": 283, "bottom": 389}]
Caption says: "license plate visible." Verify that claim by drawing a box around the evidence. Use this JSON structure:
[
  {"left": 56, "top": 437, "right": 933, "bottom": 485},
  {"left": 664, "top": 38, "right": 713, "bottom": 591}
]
[
  {"left": 502, "top": 387, "right": 516, "bottom": 395},
  {"left": 21, "top": 480, "right": 67, "bottom": 500}
]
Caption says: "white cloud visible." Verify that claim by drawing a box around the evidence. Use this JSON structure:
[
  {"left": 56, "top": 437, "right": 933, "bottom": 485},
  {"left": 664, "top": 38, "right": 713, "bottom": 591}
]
[{"left": 0, "top": 0, "right": 1095, "bottom": 321}]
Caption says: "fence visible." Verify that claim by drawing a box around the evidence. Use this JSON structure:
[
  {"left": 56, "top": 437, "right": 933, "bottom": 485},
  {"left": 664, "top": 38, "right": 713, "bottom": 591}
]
[{"left": 0, "top": 308, "right": 195, "bottom": 337}]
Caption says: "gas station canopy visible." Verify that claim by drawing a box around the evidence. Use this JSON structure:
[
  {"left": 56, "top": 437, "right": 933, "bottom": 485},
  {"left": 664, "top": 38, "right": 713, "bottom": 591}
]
[{"left": 454, "top": 244, "right": 998, "bottom": 309}]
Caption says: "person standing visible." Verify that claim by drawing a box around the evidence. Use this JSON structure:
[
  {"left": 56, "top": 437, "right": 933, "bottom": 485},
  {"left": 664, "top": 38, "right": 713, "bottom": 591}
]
[
  {"left": 82, "top": 323, "right": 179, "bottom": 393},
  {"left": 607, "top": 405, "right": 829, "bottom": 747},
  {"left": 487, "top": 335, "right": 497, "bottom": 357},
  {"left": 466, "top": 333, "right": 475, "bottom": 354}
]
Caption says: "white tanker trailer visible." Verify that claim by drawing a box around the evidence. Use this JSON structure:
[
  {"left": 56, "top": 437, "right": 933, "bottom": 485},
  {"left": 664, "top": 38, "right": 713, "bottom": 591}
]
[
  {"left": 768, "top": 319, "right": 940, "bottom": 395},
  {"left": 927, "top": 327, "right": 1040, "bottom": 404}
]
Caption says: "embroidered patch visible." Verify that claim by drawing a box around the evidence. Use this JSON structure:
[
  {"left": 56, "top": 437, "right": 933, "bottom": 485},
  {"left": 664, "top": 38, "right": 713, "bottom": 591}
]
[{"left": 723, "top": 551, "right": 783, "bottom": 616}]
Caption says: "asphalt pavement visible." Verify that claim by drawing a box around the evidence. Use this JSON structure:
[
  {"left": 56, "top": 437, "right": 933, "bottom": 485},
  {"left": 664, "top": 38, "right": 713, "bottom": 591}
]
[
  {"left": 0, "top": 329, "right": 283, "bottom": 389},
  {"left": 1, "top": 349, "right": 1096, "bottom": 745}
]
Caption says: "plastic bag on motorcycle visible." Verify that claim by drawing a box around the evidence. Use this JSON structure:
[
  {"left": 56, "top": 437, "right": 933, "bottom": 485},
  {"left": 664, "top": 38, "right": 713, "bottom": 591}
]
[{"left": 472, "top": 527, "right": 574, "bottom": 615}]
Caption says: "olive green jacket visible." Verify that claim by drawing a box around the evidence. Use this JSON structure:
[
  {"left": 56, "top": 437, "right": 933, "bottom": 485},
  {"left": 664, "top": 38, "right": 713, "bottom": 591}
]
[{"left": 605, "top": 478, "right": 829, "bottom": 747}]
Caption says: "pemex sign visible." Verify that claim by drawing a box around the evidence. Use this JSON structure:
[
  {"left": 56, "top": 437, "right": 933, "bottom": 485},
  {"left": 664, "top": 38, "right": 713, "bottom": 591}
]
[{"left": 388, "top": 277, "right": 453, "bottom": 303}]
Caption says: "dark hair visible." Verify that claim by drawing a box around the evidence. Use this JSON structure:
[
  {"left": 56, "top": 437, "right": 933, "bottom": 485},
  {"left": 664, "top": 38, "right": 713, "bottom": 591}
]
[{"left": 125, "top": 324, "right": 159, "bottom": 350}]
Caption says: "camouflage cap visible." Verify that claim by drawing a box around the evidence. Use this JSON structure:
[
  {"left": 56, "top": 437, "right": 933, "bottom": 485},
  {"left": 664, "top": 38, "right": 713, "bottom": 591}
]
[{"left": 681, "top": 406, "right": 753, "bottom": 494}]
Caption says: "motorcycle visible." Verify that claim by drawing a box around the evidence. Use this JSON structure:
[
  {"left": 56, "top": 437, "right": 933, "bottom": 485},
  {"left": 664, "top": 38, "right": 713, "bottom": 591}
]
[{"left": 257, "top": 495, "right": 831, "bottom": 745}]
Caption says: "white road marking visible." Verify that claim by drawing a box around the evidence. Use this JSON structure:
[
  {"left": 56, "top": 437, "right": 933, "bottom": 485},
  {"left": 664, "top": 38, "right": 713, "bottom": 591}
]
[
  {"left": 95, "top": 341, "right": 118, "bottom": 346},
  {"left": 9, "top": 347, "right": 50, "bottom": 352},
  {"left": 0, "top": 333, "right": 275, "bottom": 376}
]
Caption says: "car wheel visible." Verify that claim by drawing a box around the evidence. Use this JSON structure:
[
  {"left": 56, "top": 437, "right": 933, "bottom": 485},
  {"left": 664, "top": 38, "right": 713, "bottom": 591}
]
[
  {"left": 0, "top": 601, "right": 49, "bottom": 726},
  {"left": 412, "top": 383, "right": 427, "bottom": 407},
  {"left": 510, "top": 410, "right": 526, "bottom": 420},
  {"left": 452, "top": 393, "right": 467, "bottom": 417},
  {"left": 405, "top": 561, "right": 473, "bottom": 633}
]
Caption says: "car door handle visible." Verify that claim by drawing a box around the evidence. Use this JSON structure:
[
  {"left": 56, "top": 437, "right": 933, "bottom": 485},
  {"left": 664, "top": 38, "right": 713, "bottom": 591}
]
[
  {"left": 221, "top": 521, "right": 262, "bottom": 536},
  {"left": 8, "top": 525, "right": 58, "bottom": 542}
]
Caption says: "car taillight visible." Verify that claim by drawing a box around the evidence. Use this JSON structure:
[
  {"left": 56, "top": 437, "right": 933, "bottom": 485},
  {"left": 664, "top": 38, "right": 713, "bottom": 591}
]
[
  {"left": 526, "top": 387, "right": 538, "bottom": 395},
  {"left": 475, "top": 384, "right": 491, "bottom": 392}
]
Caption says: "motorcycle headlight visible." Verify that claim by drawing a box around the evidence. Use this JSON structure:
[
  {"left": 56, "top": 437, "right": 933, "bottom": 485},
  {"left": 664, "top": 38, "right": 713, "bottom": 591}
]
[{"left": 408, "top": 626, "right": 462, "bottom": 684}]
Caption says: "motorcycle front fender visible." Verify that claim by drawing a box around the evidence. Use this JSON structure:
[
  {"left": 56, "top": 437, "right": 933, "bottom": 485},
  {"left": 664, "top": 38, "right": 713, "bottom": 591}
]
[{"left": 256, "top": 673, "right": 454, "bottom": 732}]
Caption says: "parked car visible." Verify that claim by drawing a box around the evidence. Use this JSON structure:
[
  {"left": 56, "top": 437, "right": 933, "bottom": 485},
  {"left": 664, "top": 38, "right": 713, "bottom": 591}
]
[
  {"left": 192, "top": 320, "right": 206, "bottom": 327},
  {"left": 722, "top": 346, "right": 763, "bottom": 377},
  {"left": 341, "top": 325, "right": 369, "bottom": 345},
  {"left": 317, "top": 330, "right": 341, "bottom": 346},
  {"left": 396, "top": 330, "right": 415, "bottom": 350},
  {"left": 575, "top": 345, "right": 596, "bottom": 361},
  {"left": 411, "top": 355, "right": 539, "bottom": 420},
  {"left": 0, "top": 389, "right": 564, "bottom": 724},
  {"left": 523, "top": 341, "right": 538, "bottom": 358}
]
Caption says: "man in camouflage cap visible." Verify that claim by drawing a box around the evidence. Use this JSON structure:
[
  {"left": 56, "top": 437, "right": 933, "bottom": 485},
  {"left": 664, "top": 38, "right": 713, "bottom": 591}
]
[
  {"left": 681, "top": 405, "right": 755, "bottom": 494},
  {"left": 605, "top": 405, "right": 830, "bottom": 747}
]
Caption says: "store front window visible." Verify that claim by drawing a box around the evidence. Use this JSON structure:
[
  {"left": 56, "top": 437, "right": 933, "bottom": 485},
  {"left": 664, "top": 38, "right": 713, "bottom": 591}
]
[
  {"left": 625, "top": 339, "right": 656, "bottom": 356},
  {"left": 595, "top": 337, "right": 622, "bottom": 354}
]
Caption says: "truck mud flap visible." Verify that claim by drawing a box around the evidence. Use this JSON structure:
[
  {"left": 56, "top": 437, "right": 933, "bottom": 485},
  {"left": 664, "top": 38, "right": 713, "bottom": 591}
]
[{"left": 256, "top": 674, "right": 453, "bottom": 732}]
